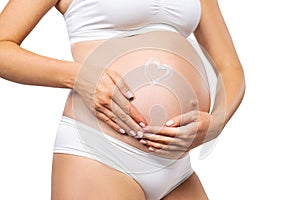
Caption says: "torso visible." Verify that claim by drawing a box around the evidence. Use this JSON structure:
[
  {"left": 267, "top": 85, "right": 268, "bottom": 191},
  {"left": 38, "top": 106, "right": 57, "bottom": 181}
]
[{"left": 55, "top": 0, "right": 209, "bottom": 155}]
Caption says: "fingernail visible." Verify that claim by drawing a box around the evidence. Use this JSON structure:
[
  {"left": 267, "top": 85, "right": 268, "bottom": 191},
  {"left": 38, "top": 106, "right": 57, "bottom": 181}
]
[
  {"left": 166, "top": 119, "right": 174, "bottom": 126},
  {"left": 119, "top": 128, "right": 126, "bottom": 134},
  {"left": 140, "top": 139, "right": 147, "bottom": 144},
  {"left": 129, "top": 130, "right": 136, "bottom": 137},
  {"left": 139, "top": 122, "right": 146, "bottom": 128},
  {"left": 135, "top": 131, "right": 143, "bottom": 138},
  {"left": 149, "top": 147, "right": 155, "bottom": 152},
  {"left": 126, "top": 91, "right": 134, "bottom": 99}
]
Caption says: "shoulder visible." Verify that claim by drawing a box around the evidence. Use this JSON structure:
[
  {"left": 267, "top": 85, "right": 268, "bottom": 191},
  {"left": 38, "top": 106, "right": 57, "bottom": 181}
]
[{"left": 0, "top": 0, "right": 59, "bottom": 44}]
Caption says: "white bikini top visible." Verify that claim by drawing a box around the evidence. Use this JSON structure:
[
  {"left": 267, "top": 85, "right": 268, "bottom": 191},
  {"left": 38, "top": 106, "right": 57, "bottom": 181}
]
[{"left": 64, "top": 0, "right": 201, "bottom": 44}]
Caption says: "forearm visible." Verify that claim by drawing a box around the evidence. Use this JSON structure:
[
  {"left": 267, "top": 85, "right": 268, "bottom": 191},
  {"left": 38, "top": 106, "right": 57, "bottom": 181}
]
[
  {"left": 193, "top": 0, "right": 245, "bottom": 141},
  {"left": 0, "top": 40, "right": 79, "bottom": 89},
  {"left": 212, "top": 67, "right": 245, "bottom": 125},
  {"left": 197, "top": 66, "right": 245, "bottom": 144}
]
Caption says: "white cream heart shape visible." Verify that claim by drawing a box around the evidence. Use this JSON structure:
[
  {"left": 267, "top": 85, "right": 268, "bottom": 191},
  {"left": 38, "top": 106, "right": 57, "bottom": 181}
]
[{"left": 144, "top": 58, "right": 173, "bottom": 84}]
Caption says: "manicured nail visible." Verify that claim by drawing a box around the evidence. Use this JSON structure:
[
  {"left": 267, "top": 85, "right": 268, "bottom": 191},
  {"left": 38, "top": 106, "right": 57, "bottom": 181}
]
[
  {"left": 139, "top": 122, "right": 146, "bottom": 128},
  {"left": 129, "top": 130, "right": 136, "bottom": 137},
  {"left": 148, "top": 147, "right": 155, "bottom": 152},
  {"left": 119, "top": 128, "right": 126, "bottom": 134},
  {"left": 135, "top": 131, "right": 143, "bottom": 138},
  {"left": 166, "top": 119, "right": 174, "bottom": 126},
  {"left": 126, "top": 91, "right": 134, "bottom": 99},
  {"left": 140, "top": 139, "right": 147, "bottom": 144}
]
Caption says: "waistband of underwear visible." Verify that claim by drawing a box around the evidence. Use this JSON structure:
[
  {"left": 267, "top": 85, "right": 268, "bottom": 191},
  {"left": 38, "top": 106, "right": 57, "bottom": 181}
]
[{"left": 59, "top": 116, "right": 190, "bottom": 163}]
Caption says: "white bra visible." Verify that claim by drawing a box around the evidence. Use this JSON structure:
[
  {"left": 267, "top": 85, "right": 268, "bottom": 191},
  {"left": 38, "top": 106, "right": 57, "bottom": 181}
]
[{"left": 64, "top": 0, "right": 201, "bottom": 44}]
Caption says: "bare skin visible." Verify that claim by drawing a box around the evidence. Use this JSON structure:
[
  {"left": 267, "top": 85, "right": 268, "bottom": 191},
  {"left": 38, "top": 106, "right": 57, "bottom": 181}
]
[
  {"left": 64, "top": 43, "right": 210, "bottom": 155},
  {"left": 52, "top": 153, "right": 208, "bottom": 200},
  {"left": 51, "top": 154, "right": 147, "bottom": 200},
  {"left": 0, "top": 0, "right": 245, "bottom": 199},
  {"left": 57, "top": 32, "right": 210, "bottom": 199}
]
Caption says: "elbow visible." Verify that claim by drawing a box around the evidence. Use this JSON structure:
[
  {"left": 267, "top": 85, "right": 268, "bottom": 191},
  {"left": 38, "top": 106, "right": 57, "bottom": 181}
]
[
  {"left": 0, "top": 39, "right": 21, "bottom": 47},
  {"left": 239, "top": 66, "right": 246, "bottom": 99}
]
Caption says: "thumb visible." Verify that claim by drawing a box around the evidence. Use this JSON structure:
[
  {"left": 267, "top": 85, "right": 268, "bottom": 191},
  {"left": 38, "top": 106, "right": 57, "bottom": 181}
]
[{"left": 165, "top": 111, "right": 199, "bottom": 127}]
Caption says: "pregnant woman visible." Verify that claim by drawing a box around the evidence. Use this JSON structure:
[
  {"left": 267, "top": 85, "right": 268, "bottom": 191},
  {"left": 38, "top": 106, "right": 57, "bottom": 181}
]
[{"left": 0, "top": 0, "right": 245, "bottom": 199}]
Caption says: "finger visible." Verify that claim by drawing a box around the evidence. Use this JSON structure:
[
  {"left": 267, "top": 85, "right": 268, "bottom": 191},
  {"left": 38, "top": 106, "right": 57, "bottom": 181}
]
[
  {"left": 142, "top": 133, "right": 189, "bottom": 149},
  {"left": 95, "top": 105, "right": 117, "bottom": 123},
  {"left": 94, "top": 72, "right": 144, "bottom": 136},
  {"left": 143, "top": 126, "right": 180, "bottom": 137},
  {"left": 141, "top": 140, "right": 186, "bottom": 151},
  {"left": 111, "top": 86, "right": 147, "bottom": 127},
  {"left": 142, "top": 133, "right": 174, "bottom": 144},
  {"left": 148, "top": 147, "right": 187, "bottom": 158},
  {"left": 95, "top": 107, "right": 137, "bottom": 136},
  {"left": 99, "top": 71, "right": 147, "bottom": 127},
  {"left": 106, "top": 69, "right": 134, "bottom": 99},
  {"left": 111, "top": 101, "right": 144, "bottom": 138},
  {"left": 165, "top": 110, "right": 200, "bottom": 127},
  {"left": 95, "top": 112, "right": 126, "bottom": 135},
  {"left": 154, "top": 149, "right": 187, "bottom": 159}
]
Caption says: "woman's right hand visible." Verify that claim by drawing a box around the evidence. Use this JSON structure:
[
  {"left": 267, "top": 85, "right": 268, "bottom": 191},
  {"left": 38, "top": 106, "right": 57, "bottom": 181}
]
[{"left": 74, "top": 68, "right": 146, "bottom": 138}]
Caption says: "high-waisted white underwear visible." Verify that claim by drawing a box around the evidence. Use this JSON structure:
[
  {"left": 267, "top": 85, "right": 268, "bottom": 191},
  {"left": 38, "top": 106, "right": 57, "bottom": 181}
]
[{"left": 53, "top": 116, "right": 194, "bottom": 200}]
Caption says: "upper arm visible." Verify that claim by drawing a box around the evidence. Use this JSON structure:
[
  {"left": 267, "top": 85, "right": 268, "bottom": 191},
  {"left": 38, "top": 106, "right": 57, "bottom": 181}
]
[
  {"left": 0, "top": 0, "right": 59, "bottom": 44},
  {"left": 194, "top": 0, "right": 242, "bottom": 74}
]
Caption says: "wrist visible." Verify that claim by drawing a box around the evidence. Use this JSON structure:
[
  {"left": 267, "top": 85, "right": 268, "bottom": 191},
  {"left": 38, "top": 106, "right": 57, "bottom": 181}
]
[
  {"left": 60, "top": 61, "right": 80, "bottom": 89},
  {"left": 204, "top": 112, "right": 225, "bottom": 142}
]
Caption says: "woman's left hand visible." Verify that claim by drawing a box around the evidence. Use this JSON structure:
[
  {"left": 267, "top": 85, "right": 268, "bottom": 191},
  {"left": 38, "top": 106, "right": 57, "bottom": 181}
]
[{"left": 140, "top": 110, "right": 214, "bottom": 154}]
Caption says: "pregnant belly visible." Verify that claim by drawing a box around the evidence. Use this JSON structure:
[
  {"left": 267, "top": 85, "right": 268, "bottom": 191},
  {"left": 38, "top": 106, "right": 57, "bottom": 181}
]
[
  {"left": 109, "top": 49, "right": 210, "bottom": 125},
  {"left": 64, "top": 31, "right": 211, "bottom": 153}
]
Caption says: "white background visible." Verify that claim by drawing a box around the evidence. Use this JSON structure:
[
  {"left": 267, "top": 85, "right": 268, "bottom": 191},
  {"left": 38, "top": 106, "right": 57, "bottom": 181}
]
[{"left": 1, "top": 0, "right": 300, "bottom": 199}]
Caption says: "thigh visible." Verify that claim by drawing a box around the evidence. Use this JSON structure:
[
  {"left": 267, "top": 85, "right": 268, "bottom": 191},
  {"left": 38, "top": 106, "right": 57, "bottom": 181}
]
[
  {"left": 51, "top": 153, "right": 146, "bottom": 200},
  {"left": 162, "top": 172, "right": 208, "bottom": 200}
]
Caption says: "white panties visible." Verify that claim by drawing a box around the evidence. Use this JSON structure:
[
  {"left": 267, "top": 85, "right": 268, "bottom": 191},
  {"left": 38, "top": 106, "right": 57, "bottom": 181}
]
[{"left": 53, "top": 116, "right": 194, "bottom": 200}]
